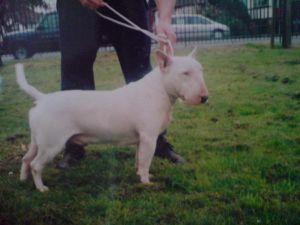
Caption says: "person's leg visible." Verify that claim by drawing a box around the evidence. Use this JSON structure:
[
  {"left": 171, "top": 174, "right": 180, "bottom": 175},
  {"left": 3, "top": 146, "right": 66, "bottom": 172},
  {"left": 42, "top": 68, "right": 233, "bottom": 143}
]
[
  {"left": 101, "top": 0, "right": 185, "bottom": 163},
  {"left": 57, "top": 0, "right": 100, "bottom": 168},
  {"left": 57, "top": 0, "right": 99, "bottom": 90}
]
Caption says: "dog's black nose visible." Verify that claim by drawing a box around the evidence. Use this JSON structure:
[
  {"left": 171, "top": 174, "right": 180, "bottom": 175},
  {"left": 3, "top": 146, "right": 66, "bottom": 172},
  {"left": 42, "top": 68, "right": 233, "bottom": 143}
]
[{"left": 201, "top": 96, "right": 208, "bottom": 103}]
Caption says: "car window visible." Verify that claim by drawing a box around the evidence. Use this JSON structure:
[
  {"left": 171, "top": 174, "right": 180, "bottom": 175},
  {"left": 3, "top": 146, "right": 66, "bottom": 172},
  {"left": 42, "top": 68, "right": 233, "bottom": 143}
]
[
  {"left": 172, "top": 15, "right": 211, "bottom": 25},
  {"left": 188, "top": 16, "right": 210, "bottom": 25},
  {"left": 172, "top": 17, "right": 186, "bottom": 25},
  {"left": 39, "top": 13, "right": 58, "bottom": 31}
]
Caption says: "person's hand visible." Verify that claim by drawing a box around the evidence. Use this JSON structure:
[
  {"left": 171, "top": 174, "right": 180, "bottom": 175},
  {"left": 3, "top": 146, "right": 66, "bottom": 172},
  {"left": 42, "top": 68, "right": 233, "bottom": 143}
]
[
  {"left": 156, "top": 20, "right": 176, "bottom": 54},
  {"left": 79, "top": 0, "right": 105, "bottom": 10}
]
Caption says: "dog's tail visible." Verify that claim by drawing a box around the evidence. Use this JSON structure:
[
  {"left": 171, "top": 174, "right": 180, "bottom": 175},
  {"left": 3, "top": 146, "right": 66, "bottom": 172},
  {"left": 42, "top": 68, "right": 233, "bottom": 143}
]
[{"left": 15, "top": 63, "right": 45, "bottom": 101}]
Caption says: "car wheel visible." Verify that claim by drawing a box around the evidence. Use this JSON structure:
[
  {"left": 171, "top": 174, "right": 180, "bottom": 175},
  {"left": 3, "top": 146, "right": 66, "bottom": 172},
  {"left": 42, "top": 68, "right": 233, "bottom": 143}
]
[
  {"left": 212, "top": 30, "right": 224, "bottom": 39},
  {"left": 13, "top": 46, "right": 31, "bottom": 59}
]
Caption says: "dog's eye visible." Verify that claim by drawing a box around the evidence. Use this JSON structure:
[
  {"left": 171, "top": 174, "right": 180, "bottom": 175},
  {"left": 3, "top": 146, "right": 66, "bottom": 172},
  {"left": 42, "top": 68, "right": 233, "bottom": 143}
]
[{"left": 183, "top": 71, "right": 190, "bottom": 76}]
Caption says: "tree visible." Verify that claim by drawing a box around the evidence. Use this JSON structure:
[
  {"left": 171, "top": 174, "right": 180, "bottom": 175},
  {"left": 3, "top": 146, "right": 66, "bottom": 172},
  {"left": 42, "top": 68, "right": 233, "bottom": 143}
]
[
  {"left": 0, "top": 0, "right": 47, "bottom": 66},
  {"left": 206, "top": 0, "right": 251, "bottom": 36}
]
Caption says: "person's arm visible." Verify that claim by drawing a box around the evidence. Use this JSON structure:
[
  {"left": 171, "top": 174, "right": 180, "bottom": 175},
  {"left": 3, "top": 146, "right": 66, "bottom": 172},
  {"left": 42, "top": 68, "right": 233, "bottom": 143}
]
[
  {"left": 155, "top": 0, "right": 176, "bottom": 52},
  {"left": 79, "top": 0, "right": 105, "bottom": 9},
  {"left": 155, "top": 0, "right": 175, "bottom": 24}
]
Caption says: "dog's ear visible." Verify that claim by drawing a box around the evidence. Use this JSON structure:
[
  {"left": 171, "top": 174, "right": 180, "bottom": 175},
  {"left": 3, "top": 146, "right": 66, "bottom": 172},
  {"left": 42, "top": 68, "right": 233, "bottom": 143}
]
[
  {"left": 155, "top": 50, "right": 172, "bottom": 73},
  {"left": 188, "top": 46, "right": 198, "bottom": 58}
]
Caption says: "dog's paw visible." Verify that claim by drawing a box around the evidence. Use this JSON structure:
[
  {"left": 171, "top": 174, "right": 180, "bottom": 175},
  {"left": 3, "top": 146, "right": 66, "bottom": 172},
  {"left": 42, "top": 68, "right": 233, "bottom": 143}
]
[
  {"left": 140, "top": 175, "right": 150, "bottom": 184},
  {"left": 38, "top": 185, "right": 49, "bottom": 192},
  {"left": 20, "top": 174, "right": 28, "bottom": 182},
  {"left": 144, "top": 181, "right": 156, "bottom": 186},
  {"left": 137, "top": 171, "right": 154, "bottom": 184}
]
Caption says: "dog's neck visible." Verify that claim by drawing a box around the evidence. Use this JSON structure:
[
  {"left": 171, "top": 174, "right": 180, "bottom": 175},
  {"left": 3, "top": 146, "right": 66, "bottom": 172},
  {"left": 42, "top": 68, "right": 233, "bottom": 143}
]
[{"left": 141, "top": 68, "right": 178, "bottom": 106}]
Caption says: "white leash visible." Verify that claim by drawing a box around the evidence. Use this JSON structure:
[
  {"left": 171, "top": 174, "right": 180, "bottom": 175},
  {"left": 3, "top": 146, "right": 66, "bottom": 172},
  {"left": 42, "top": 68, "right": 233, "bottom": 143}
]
[{"left": 94, "top": 2, "right": 174, "bottom": 56}]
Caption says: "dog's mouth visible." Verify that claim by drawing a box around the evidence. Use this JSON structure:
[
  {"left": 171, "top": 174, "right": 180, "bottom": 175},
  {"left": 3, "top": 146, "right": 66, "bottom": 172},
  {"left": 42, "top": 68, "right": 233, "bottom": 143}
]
[
  {"left": 180, "top": 96, "right": 198, "bottom": 105},
  {"left": 180, "top": 94, "right": 208, "bottom": 105},
  {"left": 179, "top": 91, "right": 209, "bottom": 105},
  {"left": 179, "top": 94, "right": 185, "bottom": 101}
]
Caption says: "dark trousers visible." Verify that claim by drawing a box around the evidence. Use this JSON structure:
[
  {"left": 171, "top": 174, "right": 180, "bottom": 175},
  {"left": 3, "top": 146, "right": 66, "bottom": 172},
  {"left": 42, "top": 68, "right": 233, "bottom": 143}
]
[{"left": 57, "top": 0, "right": 152, "bottom": 90}]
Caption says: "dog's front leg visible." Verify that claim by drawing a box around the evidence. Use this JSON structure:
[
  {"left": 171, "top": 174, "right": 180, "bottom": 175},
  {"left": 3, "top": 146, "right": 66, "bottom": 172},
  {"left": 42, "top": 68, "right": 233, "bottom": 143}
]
[{"left": 136, "top": 133, "right": 157, "bottom": 184}]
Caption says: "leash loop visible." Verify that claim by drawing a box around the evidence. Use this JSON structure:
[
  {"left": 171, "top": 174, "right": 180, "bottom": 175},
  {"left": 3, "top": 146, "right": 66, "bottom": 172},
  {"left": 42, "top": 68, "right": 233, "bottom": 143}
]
[{"left": 94, "top": 2, "right": 174, "bottom": 56}]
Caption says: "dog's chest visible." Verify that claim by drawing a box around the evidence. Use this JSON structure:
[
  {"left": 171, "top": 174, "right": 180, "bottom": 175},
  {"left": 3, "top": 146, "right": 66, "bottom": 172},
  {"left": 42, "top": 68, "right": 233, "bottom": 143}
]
[{"left": 160, "top": 110, "right": 172, "bottom": 132}]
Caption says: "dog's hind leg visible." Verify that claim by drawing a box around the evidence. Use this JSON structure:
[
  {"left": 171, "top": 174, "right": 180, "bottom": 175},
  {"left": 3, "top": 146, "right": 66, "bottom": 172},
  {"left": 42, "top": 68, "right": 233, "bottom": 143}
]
[
  {"left": 30, "top": 144, "right": 64, "bottom": 192},
  {"left": 20, "top": 136, "right": 37, "bottom": 181}
]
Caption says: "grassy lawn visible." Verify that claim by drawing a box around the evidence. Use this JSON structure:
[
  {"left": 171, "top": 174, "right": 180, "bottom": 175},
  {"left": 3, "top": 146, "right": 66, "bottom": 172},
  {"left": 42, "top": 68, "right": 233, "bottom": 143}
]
[{"left": 0, "top": 44, "right": 299, "bottom": 225}]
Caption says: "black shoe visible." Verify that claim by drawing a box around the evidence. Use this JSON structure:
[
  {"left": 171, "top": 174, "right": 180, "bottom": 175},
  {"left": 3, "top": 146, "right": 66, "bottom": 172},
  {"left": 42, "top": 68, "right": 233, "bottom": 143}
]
[
  {"left": 155, "top": 135, "right": 186, "bottom": 163},
  {"left": 57, "top": 143, "right": 85, "bottom": 169}
]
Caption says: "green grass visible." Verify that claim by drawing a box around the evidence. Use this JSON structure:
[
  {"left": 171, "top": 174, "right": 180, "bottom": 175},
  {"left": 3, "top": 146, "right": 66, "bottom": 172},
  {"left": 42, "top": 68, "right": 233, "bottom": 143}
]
[{"left": 0, "top": 45, "right": 299, "bottom": 225}]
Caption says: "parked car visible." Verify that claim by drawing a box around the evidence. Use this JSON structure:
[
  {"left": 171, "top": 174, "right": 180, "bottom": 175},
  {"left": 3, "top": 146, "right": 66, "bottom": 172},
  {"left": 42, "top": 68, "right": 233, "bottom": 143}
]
[
  {"left": 2, "top": 11, "right": 109, "bottom": 59},
  {"left": 2, "top": 11, "right": 59, "bottom": 59},
  {"left": 170, "top": 14, "right": 230, "bottom": 41}
]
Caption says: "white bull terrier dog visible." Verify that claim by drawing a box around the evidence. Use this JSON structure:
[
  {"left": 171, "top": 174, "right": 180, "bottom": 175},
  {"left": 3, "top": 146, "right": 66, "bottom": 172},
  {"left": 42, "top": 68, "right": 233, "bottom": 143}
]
[{"left": 16, "top": 48, "right": 208, "bottom": 192}]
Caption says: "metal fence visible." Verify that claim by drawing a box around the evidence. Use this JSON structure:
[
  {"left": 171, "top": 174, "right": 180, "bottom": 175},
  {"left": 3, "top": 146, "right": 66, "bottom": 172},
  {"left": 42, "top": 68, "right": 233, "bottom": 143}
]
[{"left": 0, "top": 0, "right": 299, "bottom": 60}]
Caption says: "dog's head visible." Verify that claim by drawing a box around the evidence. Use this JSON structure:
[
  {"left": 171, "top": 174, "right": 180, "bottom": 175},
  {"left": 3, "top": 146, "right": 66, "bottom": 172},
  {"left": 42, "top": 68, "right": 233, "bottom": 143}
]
[{"left": 156, "top": 47, "right": 208, "bottom": 105}]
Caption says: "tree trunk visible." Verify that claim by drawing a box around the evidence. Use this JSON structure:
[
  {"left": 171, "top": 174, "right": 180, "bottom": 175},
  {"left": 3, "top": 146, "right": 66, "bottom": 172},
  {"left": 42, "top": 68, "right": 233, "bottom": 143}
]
[
  {"left": 270, "top": 0, "right": 276, "bottom": 48},
  {"left": 282, "top": 0, "right": 292, "bottom": 48}
]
